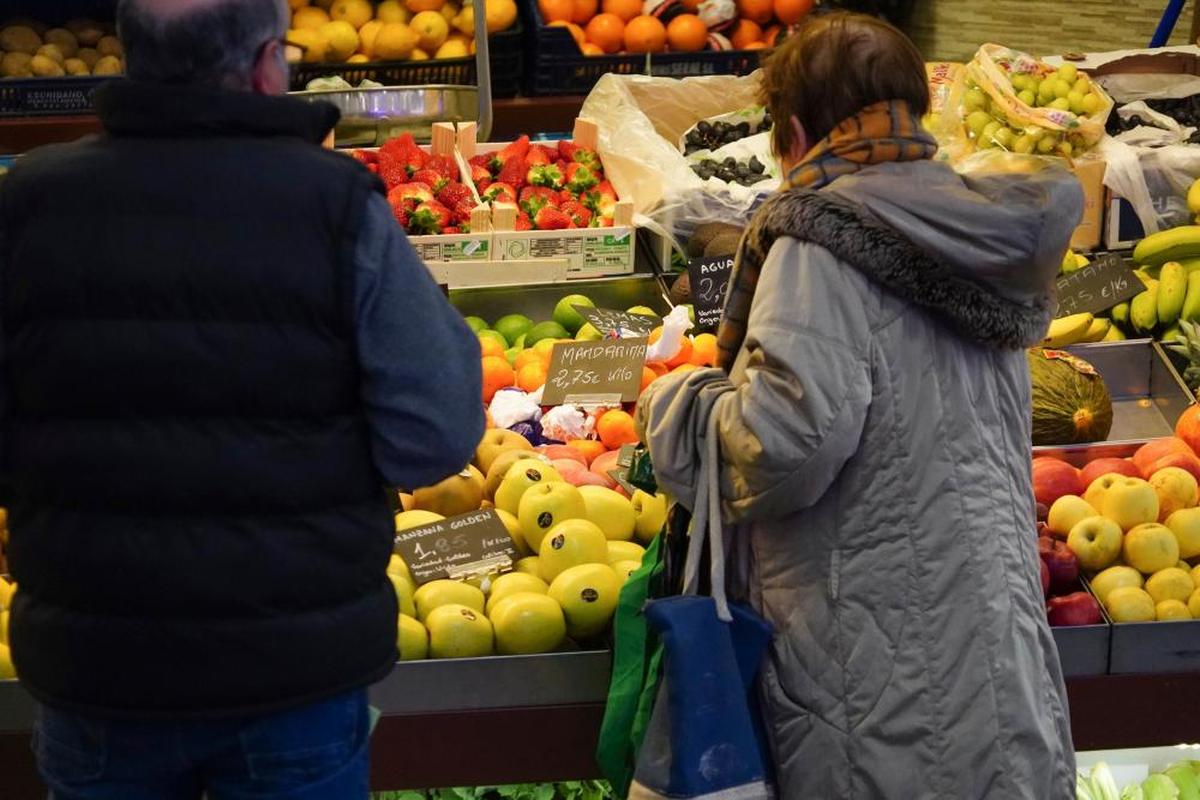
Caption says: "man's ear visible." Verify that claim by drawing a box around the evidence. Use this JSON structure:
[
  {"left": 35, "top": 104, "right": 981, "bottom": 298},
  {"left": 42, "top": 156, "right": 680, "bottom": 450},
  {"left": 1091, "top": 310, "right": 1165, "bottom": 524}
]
[{"left": 252, "top": 39, "right": 288, "bottom": 95}]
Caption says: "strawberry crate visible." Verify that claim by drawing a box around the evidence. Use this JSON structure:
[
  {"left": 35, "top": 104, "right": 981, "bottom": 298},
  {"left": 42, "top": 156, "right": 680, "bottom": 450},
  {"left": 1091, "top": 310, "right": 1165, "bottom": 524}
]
[
  {"left": 522, "top": 0, "right": 762, "bottom": 96},
  {"left": 289, "top": 20, "right": 524, "bottom": 98}
]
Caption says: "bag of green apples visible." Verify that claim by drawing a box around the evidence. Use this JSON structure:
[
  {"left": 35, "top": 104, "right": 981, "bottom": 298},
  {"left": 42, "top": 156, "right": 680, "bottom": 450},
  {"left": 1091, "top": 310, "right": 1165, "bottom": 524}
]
[{"left": 960, "top": 43, "right": 1114, "bottom": 159}]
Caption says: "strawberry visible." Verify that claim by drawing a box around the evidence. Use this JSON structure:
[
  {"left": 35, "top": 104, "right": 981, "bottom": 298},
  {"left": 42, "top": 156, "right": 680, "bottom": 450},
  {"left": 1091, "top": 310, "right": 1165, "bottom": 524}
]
[
  {"left": 565, "top": 162, "right": 599, "bottom": 193},
  {"left": 557, "top": 139, "right": 580, "bottom": 162},
  {"left": 572, "top": 146, "right": 602, "bottom": 172},
  {"left": 392, "top": 204, "right": 410, "bottom": 228},
  {"left": 496, "top": 156, "right": 527, "bottom": 189},
  {"left": 408, "top": 201, "right": 452, "bottom": 235},
  {"left": 469, "top": 153, "right": 493, "bottom": 173},
  {"left": 482, "top": 182, "right": 517, "bottom": 205},
  {"left": 380, "top": 134, "right": 429, "bottom": 178},
  {"left": 470, "top": 164, "right": 491, "bottom": 186},
  {"left": 525, "top": 148, "right": 551, "bottom": 167},
  {"left": 520, "top": 186, "right": 559, "bottom": 216},
  {"left": 442, "top": 225, "right": 461, "bottom": 235},
  {"left": 452, "top": 199, "right": 477, "bottom": 224},
  {"left": 412, "top": 169, "right": 450, "bottom": 194},
  {"left": 489, "top": 135, "right": 530, "bottom": 171},
  {"left": 533, "top": 206, "right": 572, "bottom": 230},
  {"left": 527, "top": 164, "right": 565, "bottom": 189},
  {"left": 352, "top": 149, "right": 379, "bottom": 165},
  {"left": 515, "top": 211, "right": 533, "bottom": 231},
  {"left": 559, "top": 189, "right": 576, "bottom": 204},
  {"left": 437, "top": 182, "right": 474, "bottom": 208},
  {"left": 377, "top": 151, "right": 410, "bottom": 189},
  {"left": 561, "top": 199, "right": 592, "bottom": 227},
  {"left": 593, "top": 215, "right": 614, "bottom": 228},
  {"left": 426, "top": 154, "right": 457, "bottom": 180},
  {"left": 388, "top": 182, "right": 435, "bottom": 206},
  {"left": 531, "top": 144, "right": 557, "bottom": 163},
  {"left": 476, "top": 177, "right": 492, "bottom": 194},
  {"left": 366, "top": 163, "right": 379, "bottom": 175},
  {"left": 582, "top": 179, "right": 617, "bottom": 217}
]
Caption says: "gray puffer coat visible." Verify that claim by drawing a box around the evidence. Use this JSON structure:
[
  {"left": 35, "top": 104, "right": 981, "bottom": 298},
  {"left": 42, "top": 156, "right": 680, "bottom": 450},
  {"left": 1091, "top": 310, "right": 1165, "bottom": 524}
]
[{"left": 636, "top": 160, "right": 1083, "bottom": 799}]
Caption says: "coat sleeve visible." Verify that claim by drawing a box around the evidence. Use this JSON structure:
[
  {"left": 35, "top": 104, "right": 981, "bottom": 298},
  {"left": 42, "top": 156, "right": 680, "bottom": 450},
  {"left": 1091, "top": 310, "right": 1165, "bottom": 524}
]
[{"left": 637, "top": 238, "right": 873, "bottom": 522}]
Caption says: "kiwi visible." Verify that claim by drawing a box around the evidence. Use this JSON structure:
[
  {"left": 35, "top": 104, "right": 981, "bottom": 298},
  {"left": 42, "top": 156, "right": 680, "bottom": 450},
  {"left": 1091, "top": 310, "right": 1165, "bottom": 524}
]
[
  {"left": 63, "top": 58, "right": 89, "bottom": 76},
  {"left": 76, "top": 47, "right": 100, "bottom": 69},
  {"left": 687, "top": 222, "right": 743, "bottom": 257},
  {"left": 703, "top": 232, "right": 743, "bottom": 259},
  {"left": 36, "top": 44, "right": 65, "bottom": 66},
  {"left": 0, "top": 25, "right": 42, "bottom": 55},
  {"left": 43, "top": 28, "right": 79, "bottom": 58},
  {"left": 0, "top": 52, "right": 32, "bottom": 78},
  {"left": 29, "top": 54, "right": 65, "bottom": 78},
  {"left": 97, "top": 36, "right": 124, "bottom": 58},
  {"left": 669, "top": 272, "right": 692, "bottom": 306},
  {"left": 92, "top": 55, "right": 122, "bottom": 76}
]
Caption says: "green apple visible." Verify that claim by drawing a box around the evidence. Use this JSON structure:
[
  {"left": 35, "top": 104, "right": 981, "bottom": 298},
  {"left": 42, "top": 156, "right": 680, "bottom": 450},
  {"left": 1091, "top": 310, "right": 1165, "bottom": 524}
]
[
  {"left": 1101, "top": 477, "right": 1160, "bottom": 531},
  {"left": 397, "top": 614, "right": 429, "bottom": 660},
  {"left": 538, "top": 518, "right": 609, "bottom": 583},
  {"left": 553, "top": 294, "right": 594, "bottom": 336},
  {"left": 1167, "top": 506, "right": 1200, "bottom": 559},
  {"left": 1066, "top": 516, "right": 1123, "bottom": 571},
  {"left": 495, "top": 459, "right": 563, "bottom": 516},
  {"left": 626, "top": 305, "right": 658, "bottom": 318},
  {"left": 1123, "top": 523, "right": 1181, "bottom": 575},
  {"left": 389, "top": 572, "right": 417, "bottom": 617},
  {"left": 548, "top": 563, "right": 621, "bottom": 639},
  {"left": 517, "top": 481, "right": 587, "bottom": 554},
  {"left": 1090, "top": 565, "right": 1143, "bottom": 604},
  {"left": 575, "top": 322, "right": 603, "bottom": 341},
  {"left": 607, "top": 540, "right": 646, "bottom": 566},
  {"left": 1083, "top": 473, "right": 1124, "bottom": 511},
  {"left": 578, "top": 485, "right": 636, "bottom": 541},
  {"left": 631, "top": 490, "right": 668, "bottom": 544},
  {"left": 1046, "top": 495, "right": 1097, "bottom": 539},
  {"left": 463, "top": 316, "right": 488, "bottom": 333},
  {"left": 473, "top": 428, "right": 534, "bottom": 474},
  {"left": 1149, "top": 466, "right": 1198, "bottom": 520}
]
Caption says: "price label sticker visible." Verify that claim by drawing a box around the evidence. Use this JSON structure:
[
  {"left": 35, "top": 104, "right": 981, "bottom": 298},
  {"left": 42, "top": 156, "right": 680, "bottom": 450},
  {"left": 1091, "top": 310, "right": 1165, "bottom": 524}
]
[
  {"left": 393, "top": 509, "right": 519, "bottom": 585},
  {"left": 687, "top": 255, "right": 735, "bottom": 330},
  {"left": 541, "top": 337, "right": 649, "bottom": 406},
  {"left": 1054, "top": 253, "right": 1141, "bottom": 319},
  {"left": 575, "top": 305, "right": 659, "bottom": 337}
]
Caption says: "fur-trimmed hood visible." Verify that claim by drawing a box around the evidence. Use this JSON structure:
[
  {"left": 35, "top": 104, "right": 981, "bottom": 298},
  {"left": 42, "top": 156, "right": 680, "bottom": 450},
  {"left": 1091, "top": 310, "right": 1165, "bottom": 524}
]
[{"left": 741, "top": 160, "right": 1082, "bottom": 350}]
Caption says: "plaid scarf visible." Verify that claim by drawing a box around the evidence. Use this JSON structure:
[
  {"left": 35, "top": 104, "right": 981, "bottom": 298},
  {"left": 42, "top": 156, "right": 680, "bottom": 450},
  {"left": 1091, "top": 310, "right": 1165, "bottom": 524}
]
[{"left": 715, "top": 100, "right": 937, "bottom": 371}]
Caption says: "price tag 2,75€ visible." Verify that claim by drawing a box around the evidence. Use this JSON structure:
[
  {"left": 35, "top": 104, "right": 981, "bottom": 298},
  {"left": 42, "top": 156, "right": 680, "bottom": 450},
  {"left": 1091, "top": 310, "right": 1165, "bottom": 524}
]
[
  {"left": 541, "top": 337, "right": 649, "bottom": 406},
  {"left": 687, "top": 255, "right": 734, "bottom": 330},
  {"left": 393, "top": 509, "right": 519, "bottom": 585}
]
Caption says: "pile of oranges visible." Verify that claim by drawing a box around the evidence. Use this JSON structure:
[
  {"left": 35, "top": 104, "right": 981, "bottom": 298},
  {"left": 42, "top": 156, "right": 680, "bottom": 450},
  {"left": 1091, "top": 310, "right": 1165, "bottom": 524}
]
[{"left": 538, "top": 0, "right": 813, "bottom": 55}]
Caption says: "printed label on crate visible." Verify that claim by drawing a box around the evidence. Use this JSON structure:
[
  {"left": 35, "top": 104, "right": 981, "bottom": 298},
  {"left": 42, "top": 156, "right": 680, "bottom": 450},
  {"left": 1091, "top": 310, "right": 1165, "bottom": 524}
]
[
  {"left": 498, "top": 230, "right": 634, "bottom": 273},
  {"left": 576, "top": 305, "right": 659, "bottom": 336},
  {"left": 1055, "top": 253, "right": 1140, "bottom": 319},
  {"left": 393, "top": 508, "right": 518, "bottom": 585},
  {"left": 413, "top": 238, "right": 489, "bottom": 263},
  {"left": 687, "top": 255, "right": 735, "bottom": 329},
  {"left": 541, "top": 337, "right": 648, "bottom": 406}
]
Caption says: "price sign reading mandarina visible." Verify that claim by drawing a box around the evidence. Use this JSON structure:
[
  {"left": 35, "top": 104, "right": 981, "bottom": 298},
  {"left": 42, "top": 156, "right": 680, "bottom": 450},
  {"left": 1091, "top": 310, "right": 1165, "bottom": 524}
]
[
  {"left": 393, "top": 509, "right": 519, "bottom": 585},
  {"left": 687, "top": 255, "right": 734, "bottom": 330},
  {"left": 541, "top": 337, "right": 649, "bottom": 406}
]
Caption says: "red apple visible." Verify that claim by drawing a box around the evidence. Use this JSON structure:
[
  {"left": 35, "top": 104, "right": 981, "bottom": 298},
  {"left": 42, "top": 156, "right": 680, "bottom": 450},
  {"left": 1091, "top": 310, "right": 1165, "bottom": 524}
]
[
  {"left": 1080, "top": 457, "right": 1143, "bottom": 487},
  {"left": 1032, "top": 458, "right": 1083, "bottom": 508},
  {"left": 1038, "top": 536, "right": 1081, "bottom": 595},
  {"left": 1149, "top": 451, "right": 1200, "bottom": 485},
  {"left": 537, "top": 444, "right": 588, "bottom": 466},
  {"left": 553, "top": 458, "right": 615, "bottom": 488},
  {"left": 1176, "top": 405, "right": 1200, "bottom": 454},
  {"left": 1046, "top": 592, "right": 1103, "bottom": 626},
  {"left": 590, "top": 449, "right": 621, "bottom": 480},
  {"left": 1040, "top": 559, "right": 1050, "bottom": 598},
  {"left": 1132, "top": 437, "right": 1194, "bottom": 476}
]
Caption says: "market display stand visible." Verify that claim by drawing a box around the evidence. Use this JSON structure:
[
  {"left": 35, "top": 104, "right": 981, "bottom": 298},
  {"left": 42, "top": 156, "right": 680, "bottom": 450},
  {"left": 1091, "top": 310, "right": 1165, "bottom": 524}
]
[
  {"left": 1, "top": 663, "right": 1198, "bottom": 798},
  {"left": 0, "top": 96, "right": 587, "bottom": 156}
]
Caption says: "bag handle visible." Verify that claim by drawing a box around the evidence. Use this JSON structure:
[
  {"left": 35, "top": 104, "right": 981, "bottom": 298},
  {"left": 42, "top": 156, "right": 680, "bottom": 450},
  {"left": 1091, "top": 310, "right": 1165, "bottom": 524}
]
[{"left": 681, "top": 399, "right": 732, "bottom": 622}]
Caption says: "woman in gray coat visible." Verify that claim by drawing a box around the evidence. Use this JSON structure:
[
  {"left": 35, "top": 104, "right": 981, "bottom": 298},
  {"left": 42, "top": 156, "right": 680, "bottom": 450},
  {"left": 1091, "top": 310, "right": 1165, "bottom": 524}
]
[{"left": 636, "top": 14, "right": 1080, "bottom": 799}]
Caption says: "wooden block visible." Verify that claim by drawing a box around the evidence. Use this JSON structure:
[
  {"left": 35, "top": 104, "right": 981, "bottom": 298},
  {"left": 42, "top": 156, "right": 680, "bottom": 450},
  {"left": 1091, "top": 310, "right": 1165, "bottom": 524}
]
[
  {"left": 456, "top": 121, "right": 478, "bottom": 159},
  {"left": 492, "top": 203, "right": 518, "bottom": 232},
  {"left": 431, "top": 122, "right": 457, "bottom": 155},
  {"left": 572, "top": 118, "right": 598, "bottom": 149},
  {"left": 471, "top": 204, "right": 492, "bottom": 232},
  {"left": 613, "top": 200, "right": 634, "bottom": 228}
]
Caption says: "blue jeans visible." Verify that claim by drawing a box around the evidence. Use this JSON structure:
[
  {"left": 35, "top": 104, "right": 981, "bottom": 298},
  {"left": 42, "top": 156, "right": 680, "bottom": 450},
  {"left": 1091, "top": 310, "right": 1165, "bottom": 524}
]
[{"left": 33, "top": 689, "right": 370, "bottom": 800}]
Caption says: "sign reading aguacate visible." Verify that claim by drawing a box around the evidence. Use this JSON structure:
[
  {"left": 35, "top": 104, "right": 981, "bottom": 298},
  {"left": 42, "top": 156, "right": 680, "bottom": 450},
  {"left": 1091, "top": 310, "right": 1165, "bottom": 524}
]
[
  {"left": 393, "top": 509, "right": 519, "bottom": 585},
  {"left": 541, "top": 337, "right": 649, "bottom": 406},
  {"left": 687, "top": 255, "right": 734, "bottom": 330}
]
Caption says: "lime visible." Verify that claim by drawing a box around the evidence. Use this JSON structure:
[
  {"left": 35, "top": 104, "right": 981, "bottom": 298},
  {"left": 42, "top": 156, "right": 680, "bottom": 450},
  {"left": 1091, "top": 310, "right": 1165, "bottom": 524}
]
[
  {"left": 553, "top": 294, "right": 594, "bottom": 335},
  {"left": 525, "top": 320, "right": 570, "bottom": 345},
  {"left": 575, "top": 323, "right": 603, "bottom": 341},
  {"left": 504, "top": 346, "right": 521, "bottom": 366},
  {"left": 494, "top": 313, "right": 534, "bottom": 346},
  {"left": 463, "top": 315, "right": 488, "bottom": 333},
  {"left": 626, "top": 305, "right": 658, "bottom": 317}
]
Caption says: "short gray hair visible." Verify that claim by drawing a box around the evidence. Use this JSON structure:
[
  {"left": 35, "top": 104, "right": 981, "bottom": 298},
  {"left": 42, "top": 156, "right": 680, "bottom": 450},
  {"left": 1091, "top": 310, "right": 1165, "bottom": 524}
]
[{"left": 117, "top": 0, "right": 288, "bottom": 91}]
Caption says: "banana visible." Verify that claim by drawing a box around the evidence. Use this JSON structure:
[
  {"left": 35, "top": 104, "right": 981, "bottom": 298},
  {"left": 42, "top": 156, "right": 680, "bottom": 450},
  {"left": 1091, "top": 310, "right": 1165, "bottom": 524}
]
[
  {"left": 1131, "top": 279, "right": 1160, "bottom": 335},
  {"left": 1060, "top": 250, "right": 1088, "bottom": 274},
  {"left": 1180, "top": 257, "right": 1200, "bottom": 275},
  {"left": 1080, "top": 317, "right": 1111, "bottom": 343},
  {"left": 1103, "top": 324, "right": 1127, "bottom": 342},
  {"left": 1111, "top": 301, "right": 1131, "bottom": 330},
  {"left": 1042, "top": 312, "right": 1094, "bottom": 348},
  {"left": 1182, "top": 270, "right": 1200, "bottom": 323},
  {"left": 1132, "top": 225, "right": 1200, "bottom": 267},
  {"left": 1135, "top": 267, "right": 1157, "bottom": 285},
  {"left": 1188, "top": 178, "right": 1200, "bottom": 216},
  {"left": 1158, "top": 260, "right": 1187, "bottom": 326},
  {"left": 1162, "top": 323, "right": 1183, "bottom": 344}
]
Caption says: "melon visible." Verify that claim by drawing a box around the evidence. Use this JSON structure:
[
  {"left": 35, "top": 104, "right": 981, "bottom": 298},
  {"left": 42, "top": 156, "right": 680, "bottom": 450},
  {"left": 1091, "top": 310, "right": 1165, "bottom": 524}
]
[{"left": 1028, "top": 348, "right": 1113, "bottom": 446}]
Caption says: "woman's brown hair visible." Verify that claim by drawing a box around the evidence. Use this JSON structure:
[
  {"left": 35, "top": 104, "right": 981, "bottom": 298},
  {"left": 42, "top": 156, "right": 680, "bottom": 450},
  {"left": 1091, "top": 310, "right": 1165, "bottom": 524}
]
[{"left": 760, "top": 12, "right": 929, "bottom": 157}]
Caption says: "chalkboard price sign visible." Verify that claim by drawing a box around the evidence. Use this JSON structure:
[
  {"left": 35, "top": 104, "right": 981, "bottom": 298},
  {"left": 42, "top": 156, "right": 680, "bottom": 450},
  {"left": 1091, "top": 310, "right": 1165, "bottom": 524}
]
[
  {"left": 687, "top": 256, "right": 735, "bottom": 330},
  {"left": 393, "top": 509, "right": 519, "bottom": 585},
  {"left": 541, "top": 337, "right": 649, "bottom": 406},
  {"left": 1054, "top": 253, "right": 1141, "bottom": 319},
  {"left": 575, "top": 305, "right": 659, "bottom": 336}
]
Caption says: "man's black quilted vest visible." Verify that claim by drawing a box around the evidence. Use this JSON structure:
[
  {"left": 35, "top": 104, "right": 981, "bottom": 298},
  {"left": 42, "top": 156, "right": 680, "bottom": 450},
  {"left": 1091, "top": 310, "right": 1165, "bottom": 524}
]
[{"left": 1, "top": 81, "right": 398, "bottom": 717}]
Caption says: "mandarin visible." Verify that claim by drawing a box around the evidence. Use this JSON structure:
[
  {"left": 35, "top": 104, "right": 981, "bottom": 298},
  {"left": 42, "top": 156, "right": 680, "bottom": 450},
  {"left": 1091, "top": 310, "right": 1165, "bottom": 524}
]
[
  {"left": 729, "top": 18, "right": 761, "bottom": 49},
  {"left": 566, "top": 439, "right": 607, "bottom": 464},
  {"left": 640, "top": 365, "right": 659, "bottom": 393},
  {"left": 689, "top": 332, "right": 717, "bottom": 366},
  {"left": 549, "top": 20, "right": 587, "bottom": 47},
  {"left": 572, "top": 0, "right": 598, "bottom": 24},
  {"left": 597, "top": 409, "right": 639, "bottom": 450},
  {"left": 581, "top": 41, "right": 604, "bottom": 55},
  {"left": 666, "top": 13, "right": 706, "bottom": 51},
  {"left": 736, "top": 0, "right": 773, "bottom": 24},
  {"left": 623, "top": 14, "right": 666, "bottom": 53},
  {"left": 517, "top": 361, "right": 549, "bottom": 393},
  {"left": 539, "top": 0, "right": 574, "bottom": 23},
  {"left": 482, "top": 356, "right": 516, "bottom": 403},
  {"left": 585, "top": 12, "right": 624, "bottom": 52},
  {"left": 773, "top": 0, "right": 813, "bottom": 24},
  {"left": 601, "top": 0, "right": 641, "bottom": 21}
]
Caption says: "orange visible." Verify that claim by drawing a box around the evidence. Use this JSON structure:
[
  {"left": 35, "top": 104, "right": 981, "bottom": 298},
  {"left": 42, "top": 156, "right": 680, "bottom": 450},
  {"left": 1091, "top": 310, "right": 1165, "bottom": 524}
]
[
  {"left": 744, "top": 41, "right": 766, "bottom": 49},
  {"left": 293, "top": 6, "right": 331, "bottom": 29},
  {"left": 482, "top": 356, "right": 516, "bottom": 403},
  {"left": 601, "top": 0, "right": 641, "bottom": 21},
  {"left": 485, "top": 0, "right": 519, "bottom": 32},
  {"left": 539, "top": 0, "right": 574, "bottom": 22},
  {"left": 729, "top": 19, "right": 761, "bottom": 49},
  {"left": 736, "top": 0, "right": 773, "bottom": 24},
  {"left": 772, "top": 0, "right": 813, "bottom": 25},
  {"left": 689, "top": 332, "right": 717, "bottom": 366},
  {"left": 566, "top": 439, "right": 607, "bottom": 464},
  {"left": 646, "top": 327, "right": 692, "bottom": 368},
  {"left": 644, "top": 360, "right": 669, "bottom": 377},
  {"left": 517, "top": 361, "right": 548, "bottom": 393},
  {"left": 572, "top": 0, "right": 598, "bottom": 24},
  {"left": 671, "top": 363, "right": 701, "bottom": 374},
  {"left": 407, "top": 0, "right": 446, "bottom": 11},
  {"left": 597, "top": 409, "right": 639, "bottom": 450},
  {"left": 581, "top": 41, "right": 605, "bottom": 55},
  {"left": 585, "top": 13, "right": 625, "bottom": 53},
  {"left": 531, "top": 338, "right": 561, "bottom": 365},
  {"left": 763, "top": 24, "right": 780, "bottom": 46},
  {"left": 478, "top": 334, "right": 506, "bottom": 359},
  {"left": 623, "top": 15, "right": 666, "bottom": 53},
  {"left": 666, "top": 13, "right": 706, "bottom": 51},
  {"left": 549, "top": 20, "right": 587, "bottom": 47},
  {"left": 514, "top": 348, "right": 543, "bottom": 371},
  {"left": 640, "top": 365, "right": 659, "bottom": 393}
]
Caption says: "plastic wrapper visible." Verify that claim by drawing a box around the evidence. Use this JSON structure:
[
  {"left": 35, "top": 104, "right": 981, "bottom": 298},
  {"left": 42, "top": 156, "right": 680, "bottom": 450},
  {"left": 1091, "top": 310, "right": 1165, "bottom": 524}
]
[
  {"left": 509, "top": 419, "right": 544, "bottom": 446},
  {"left": 488, "top": 388, "right": 542, "bottom": 429},
  {"left": 1098, "top": 135, "right": 1200, "bottom": 234},
  {"left": 646, "top": 305, "right": 695, "bottom": 362},
  {"left": 540, "top": 405, "right": 594, "bottom": 442}
]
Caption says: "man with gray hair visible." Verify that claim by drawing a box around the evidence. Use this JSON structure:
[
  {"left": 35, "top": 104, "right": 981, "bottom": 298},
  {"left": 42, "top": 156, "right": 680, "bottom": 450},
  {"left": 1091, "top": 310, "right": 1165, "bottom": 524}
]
[{"left": 1, "top": 0, "right": 483, "bottom": 797}]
